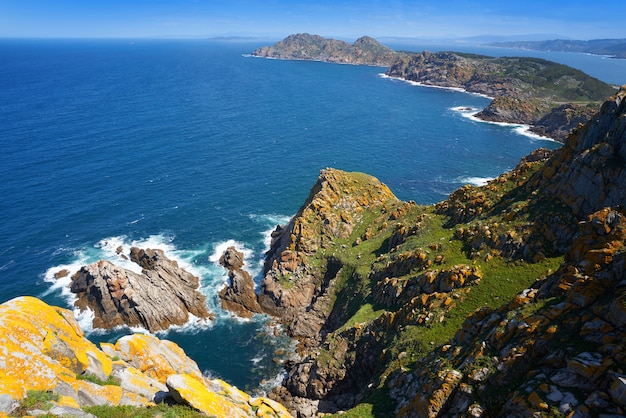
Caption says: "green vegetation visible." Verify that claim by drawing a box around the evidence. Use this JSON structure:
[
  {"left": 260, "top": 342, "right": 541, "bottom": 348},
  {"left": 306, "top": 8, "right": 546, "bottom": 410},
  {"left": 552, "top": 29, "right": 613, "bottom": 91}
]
[
  {"left": 285, "top": 158, "right": 578, "bottom": 416},
  {"left": 85, "top": 404, "right": 207, "bottom": 418},
  {"left": 14, "top": 390, "right": 59, "bottom": 416},
  {"left": 77, "top": 372, "right": 120, "bottom": 386}
]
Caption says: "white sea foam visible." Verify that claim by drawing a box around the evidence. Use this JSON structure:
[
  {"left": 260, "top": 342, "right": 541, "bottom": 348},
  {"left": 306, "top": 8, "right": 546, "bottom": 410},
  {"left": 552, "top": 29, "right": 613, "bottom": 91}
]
[
  {"left": 380, "top": 73, "right": 493, "bottom": 99},
  {"left": 257, "top": 371, "right": 288, "bottom": 396},
  {"left": 208, "top": 239, "right": 253, "bottom": 265},
  {"left": 42, "top": 233, "right": 219, "bottom": 335},
  {"left": 449, "top": 106, "right": 558, "bottom": 142},
  {"left": 458, "top": 176, "right": 495, "bottom": 187}
]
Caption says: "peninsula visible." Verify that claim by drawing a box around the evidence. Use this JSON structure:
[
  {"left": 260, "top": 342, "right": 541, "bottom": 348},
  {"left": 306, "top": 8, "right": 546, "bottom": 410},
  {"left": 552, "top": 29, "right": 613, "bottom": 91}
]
[{"left": 253, "top": 34, "right": 616, "bottom": 142}]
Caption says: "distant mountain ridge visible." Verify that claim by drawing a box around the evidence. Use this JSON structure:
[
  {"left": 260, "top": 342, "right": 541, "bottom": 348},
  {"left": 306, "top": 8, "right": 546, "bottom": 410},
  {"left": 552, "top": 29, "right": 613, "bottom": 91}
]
[{"left": 486, "top": 38, "right": 626, "bottom": 59}]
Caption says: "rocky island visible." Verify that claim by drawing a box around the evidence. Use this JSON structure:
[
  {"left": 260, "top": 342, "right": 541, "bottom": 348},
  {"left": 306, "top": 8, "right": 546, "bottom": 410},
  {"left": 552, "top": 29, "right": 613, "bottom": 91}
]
[
  {"left": 70, "top": 247, "right": 211, "bottom": 333},
  {"left": 253, "top": 34, "right": 616, "bottom": 142},
  {"left": 252, "top": 33, "right": 399, "bottom": 66}
]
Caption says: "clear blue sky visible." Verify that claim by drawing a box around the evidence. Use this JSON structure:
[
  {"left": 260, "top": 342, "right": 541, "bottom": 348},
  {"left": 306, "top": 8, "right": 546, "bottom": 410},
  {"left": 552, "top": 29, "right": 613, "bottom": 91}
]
[{"left": 0, "top": 0, "right": 623, "bottom": 40}]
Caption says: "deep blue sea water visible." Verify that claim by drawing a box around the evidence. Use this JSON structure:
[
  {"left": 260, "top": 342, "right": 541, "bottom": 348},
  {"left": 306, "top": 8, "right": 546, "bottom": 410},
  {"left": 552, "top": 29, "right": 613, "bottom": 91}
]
[{"left": 0, "top": 38, "right": 622, "bottom": 392}]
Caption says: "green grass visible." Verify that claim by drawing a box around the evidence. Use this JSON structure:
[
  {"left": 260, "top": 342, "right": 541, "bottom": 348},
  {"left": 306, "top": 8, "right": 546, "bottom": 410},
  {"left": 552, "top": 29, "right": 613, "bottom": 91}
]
[
  {"left": 77, "top": 372, "right": 120, "bottom": 386},
  {"left": 328, "top": 387, "right": 396, "bottom": 418},
  {"left": 13, "top": 390, "right": 60, "bottom": 416},
  {"left": 84, "top": 404, "right": 207, "bottom": 418},
  {"left": 406, "top": 255, "right": 562, "bottom": 351}
]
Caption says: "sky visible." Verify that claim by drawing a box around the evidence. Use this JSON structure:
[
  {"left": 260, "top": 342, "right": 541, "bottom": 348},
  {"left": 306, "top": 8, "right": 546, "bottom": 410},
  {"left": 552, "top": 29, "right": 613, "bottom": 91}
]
[{"left": 0, "top": 0, "right": 624, "bottom": 40}]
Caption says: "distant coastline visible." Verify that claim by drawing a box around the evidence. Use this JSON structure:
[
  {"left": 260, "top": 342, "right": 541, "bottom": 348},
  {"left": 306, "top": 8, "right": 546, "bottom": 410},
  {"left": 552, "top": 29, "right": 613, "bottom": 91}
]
[
  {"left": 253, "top": 33, "right": 617, "bottom": 143},
  {"left": 485, "top": 38, "right": 626, "bottom": 59}
]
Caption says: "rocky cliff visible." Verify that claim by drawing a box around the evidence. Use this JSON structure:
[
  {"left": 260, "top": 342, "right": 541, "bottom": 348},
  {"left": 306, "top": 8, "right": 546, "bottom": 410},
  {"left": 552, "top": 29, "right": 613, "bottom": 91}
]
[
  {"left": 70, "top": 247, "right": 211, "bottom": 333},
  {"left": 0, "top": 296, "right": 290, "bottom": 417},
  {"left": 259, "top": 168, "right": 400, "bottom": 341},
  {"left": 245, "top": 88, "right": 626, "bottom": 417},
  {"left": 252, "top": 33, "right": 399, "bottom": 66},
  {"left": 386, "top": 51, "right": 616, "bottom": 142}
]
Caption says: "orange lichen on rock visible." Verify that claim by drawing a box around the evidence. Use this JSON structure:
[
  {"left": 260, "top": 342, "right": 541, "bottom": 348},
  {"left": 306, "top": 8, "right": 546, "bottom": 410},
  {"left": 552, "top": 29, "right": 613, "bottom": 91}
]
[
  {"left": 0, "top": 296, "right": 291, "bottom": 417},
  {"left": 0, "top": 296, "right": 111, "bottom": 399}
]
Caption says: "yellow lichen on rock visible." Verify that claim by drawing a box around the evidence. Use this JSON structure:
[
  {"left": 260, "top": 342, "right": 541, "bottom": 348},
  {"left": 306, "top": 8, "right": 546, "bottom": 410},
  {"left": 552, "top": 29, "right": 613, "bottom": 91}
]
[
  {"left": 0, "top": 296, "right": 292, "bottom": 417},
  {"left": 167, "top": 373, "right": 250, "bottom": 418},
  {"left": 104, "top": 333, "right": 205, "bottom": 384},
  {"left": 0, "top": 296, "right": 110, "bottom": 399}
]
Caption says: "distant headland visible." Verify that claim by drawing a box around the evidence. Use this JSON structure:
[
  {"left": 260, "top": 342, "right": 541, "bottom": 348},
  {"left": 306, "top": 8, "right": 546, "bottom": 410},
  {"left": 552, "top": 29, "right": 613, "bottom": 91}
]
[
  {"left": 253, "top": 33, "right": 617, "bottom": 142},
  {"left": 485, "top": 38, "right": 626, "bottom": 59}
]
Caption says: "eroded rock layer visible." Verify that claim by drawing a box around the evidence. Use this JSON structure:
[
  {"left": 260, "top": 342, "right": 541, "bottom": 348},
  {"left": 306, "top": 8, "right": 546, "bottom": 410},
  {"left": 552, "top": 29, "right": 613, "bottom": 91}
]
[{"left": 70, "top": 247, "right": 211, "bottom": 332}]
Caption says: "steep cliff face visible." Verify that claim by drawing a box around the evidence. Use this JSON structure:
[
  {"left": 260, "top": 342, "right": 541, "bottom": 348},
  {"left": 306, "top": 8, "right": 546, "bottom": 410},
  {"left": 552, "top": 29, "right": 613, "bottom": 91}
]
[
  {"left": 533, "top": 86, "right": 626, "bottom": 219},
  {"left": 259, "top": 168, "right": 400, "bottom": 340},
  {"left": 0, "top": 296, "right": 290, "bottom": 417},
  {"left": 388, "top": 87, "right": 626, "bottom": 417}
]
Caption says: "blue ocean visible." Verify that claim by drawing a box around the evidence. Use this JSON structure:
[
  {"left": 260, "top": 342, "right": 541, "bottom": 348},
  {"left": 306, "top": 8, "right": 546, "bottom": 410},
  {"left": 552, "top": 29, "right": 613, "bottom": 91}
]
[{"left": 0, "top": 38, "right": 622, "bottom": 392}]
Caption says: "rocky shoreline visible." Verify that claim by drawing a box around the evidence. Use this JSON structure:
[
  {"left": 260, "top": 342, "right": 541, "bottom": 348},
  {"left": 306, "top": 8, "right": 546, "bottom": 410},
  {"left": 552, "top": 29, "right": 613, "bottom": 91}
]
[{"left": 253, "top": 34, "right": 616, "bottom": 143}]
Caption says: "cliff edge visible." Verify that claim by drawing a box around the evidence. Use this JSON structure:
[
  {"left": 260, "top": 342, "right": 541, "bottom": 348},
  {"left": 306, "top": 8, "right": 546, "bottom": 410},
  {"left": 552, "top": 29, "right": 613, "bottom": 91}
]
[{"left": 386, "top": 51, "right": 616, "bottom": 142}]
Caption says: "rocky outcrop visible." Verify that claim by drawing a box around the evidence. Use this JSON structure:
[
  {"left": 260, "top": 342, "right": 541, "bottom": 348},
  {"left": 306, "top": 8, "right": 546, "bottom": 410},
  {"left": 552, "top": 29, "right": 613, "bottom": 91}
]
[
  {"left": 218, "top": 246, "right": 263, "bottom": 318},
  {"left": 0, "top": 296, "right": 290, "bottom": 417},
  {"left": 386, "top": 51, "right": 616, "bottom": 142},
  {"left": 390, "top": 207, "right": 626, "bottom": 417},
  {"left": 259, "top": 168, "right": 399, "bottom": 338},
  {"left": 532, "top": 86, "right": 626, "bottom": 219},
  {"left": 530, "top": 103, "right": 600, "bottom": 140},
  {"left": 252, "top": 33, "right": 399, "bottom": 66},
  {"left": 70, "top": 247, "right": 211, "bottom": 333},
  {"left": 385, "top": 88, "right": 626, "bottom": 417}
]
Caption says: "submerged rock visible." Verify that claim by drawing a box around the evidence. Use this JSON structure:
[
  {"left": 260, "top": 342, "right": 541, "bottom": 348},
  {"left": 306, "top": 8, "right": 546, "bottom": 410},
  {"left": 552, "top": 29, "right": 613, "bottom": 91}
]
[{"left": 70, "top": 247, "right": 211, "bottom": 332}]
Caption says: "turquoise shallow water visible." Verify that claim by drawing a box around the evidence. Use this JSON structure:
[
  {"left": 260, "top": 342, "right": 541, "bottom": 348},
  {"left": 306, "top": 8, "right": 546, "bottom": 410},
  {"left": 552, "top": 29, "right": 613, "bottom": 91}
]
[{"left": 0, "top": 38, "right": 617, "bottom": 390}]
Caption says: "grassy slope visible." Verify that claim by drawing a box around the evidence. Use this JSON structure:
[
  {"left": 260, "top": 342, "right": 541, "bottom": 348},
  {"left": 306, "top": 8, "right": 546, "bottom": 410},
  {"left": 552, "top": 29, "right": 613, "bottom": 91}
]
[{"left": 294, "top": 162, "right": 566, "bottom": 417}]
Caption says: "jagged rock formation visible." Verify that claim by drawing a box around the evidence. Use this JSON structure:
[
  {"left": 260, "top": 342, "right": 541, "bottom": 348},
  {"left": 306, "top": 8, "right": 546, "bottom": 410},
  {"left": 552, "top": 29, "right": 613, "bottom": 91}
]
[
  {"left": 218, "top": 246, "right": 263, "bottom": 318},
  {"left": 252, "top": 33, "right": 399, "bottom": 66},
  {"left": 0, "top": 296, "right": 290, "bottom": 417},
  {"left": 386, "top": 51, "right": 615, "bottom": 141},
  {"left": 388, "top": 87, "right": 626, "bottom": 416},
  {"left": 70, "top": 247, "right": 211, "bottom": 333}
]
